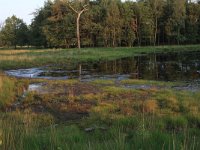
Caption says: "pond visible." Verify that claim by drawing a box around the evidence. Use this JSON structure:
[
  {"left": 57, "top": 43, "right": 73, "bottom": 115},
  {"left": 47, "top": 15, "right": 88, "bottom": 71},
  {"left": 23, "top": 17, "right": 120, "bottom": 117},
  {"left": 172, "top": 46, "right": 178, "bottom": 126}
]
[{"left": 5, "top": 51, "right": 200, "bottom": 82}]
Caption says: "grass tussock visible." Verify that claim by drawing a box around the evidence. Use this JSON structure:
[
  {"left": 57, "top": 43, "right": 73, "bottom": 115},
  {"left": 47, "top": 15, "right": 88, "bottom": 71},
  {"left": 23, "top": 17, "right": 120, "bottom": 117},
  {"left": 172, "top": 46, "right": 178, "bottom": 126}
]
[
  {"left": 0, "top": 75, "right": 15, "bottom": 108},
  {"left": 0, "top": 74, "right": 28, "bottom": 109},
  {"left": 0, "top": 75, "right": 200, "bottom": 149}
]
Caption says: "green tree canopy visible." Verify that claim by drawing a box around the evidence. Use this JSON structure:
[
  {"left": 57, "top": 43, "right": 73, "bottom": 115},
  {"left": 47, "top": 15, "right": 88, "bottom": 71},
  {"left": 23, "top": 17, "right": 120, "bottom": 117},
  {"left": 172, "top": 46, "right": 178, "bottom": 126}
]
[
  {"left": 2, "top": 0, "right": 200, "bottom": 48},
  {"left": 0, "top": 15, "right": 29, "bottom": 49}
]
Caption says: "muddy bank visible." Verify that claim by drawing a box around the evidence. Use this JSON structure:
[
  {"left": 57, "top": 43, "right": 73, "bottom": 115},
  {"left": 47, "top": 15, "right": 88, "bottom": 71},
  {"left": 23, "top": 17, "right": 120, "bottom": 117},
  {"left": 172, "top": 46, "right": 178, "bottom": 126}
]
[{"left": 10, "top": 82, "right": 101, "bottom": 122}]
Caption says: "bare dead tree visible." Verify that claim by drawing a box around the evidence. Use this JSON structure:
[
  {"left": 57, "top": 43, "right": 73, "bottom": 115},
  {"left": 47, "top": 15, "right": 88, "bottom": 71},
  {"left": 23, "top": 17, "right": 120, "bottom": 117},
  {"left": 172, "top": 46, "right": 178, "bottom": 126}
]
[{"left": 67, "top": 2, "right": 88, "bottom": 49}]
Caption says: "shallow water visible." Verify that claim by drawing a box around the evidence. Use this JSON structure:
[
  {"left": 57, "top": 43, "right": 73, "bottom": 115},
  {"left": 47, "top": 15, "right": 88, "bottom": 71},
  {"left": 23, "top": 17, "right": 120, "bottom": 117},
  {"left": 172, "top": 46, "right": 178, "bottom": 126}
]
[
  {"left": 5, "top": 50, "right": 200, "bottom": 93},
  {"left": 28, "top": 83, "right": 46, "bottom": 93},
  {"left": 5, "top": 51, "right": 200, "bottom": 82}
]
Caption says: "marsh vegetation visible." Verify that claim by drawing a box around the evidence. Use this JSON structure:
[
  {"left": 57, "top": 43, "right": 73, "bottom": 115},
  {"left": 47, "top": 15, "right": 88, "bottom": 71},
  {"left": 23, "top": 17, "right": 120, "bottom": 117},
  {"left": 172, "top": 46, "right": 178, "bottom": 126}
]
[
  {"left": 0, "top": 46, "right": 200, "bottom": 150},
  {"left": 1, "top": 0, "right": 200, "bottom": 149}
]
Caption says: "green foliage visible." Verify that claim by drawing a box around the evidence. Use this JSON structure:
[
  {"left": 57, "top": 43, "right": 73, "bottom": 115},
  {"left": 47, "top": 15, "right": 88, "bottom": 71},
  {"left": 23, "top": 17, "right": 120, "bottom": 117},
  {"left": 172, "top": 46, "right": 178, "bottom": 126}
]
[
  {"left": 1, "top": 0, "right": 200, "bottom": 48},
  {"left": 0, "top": 16, "right": 29, "bottom": 49},
  {"left": 43, "top": 0, "right": 76, "bottom": 48},
  {"left": 120, "top": 1, "right": 136, "bottom": 47},
  {"left": 29, "top": 0, "right": 53, "bottom": 47}
]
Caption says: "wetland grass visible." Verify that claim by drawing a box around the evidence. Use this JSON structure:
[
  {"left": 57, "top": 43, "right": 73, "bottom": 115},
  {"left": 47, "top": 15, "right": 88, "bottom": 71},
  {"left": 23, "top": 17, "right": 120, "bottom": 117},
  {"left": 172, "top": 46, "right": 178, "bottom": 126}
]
[
  {"left": 1, "top": 45, "right": 200, "bottom": 70},
  {"left": 0, "top": 75, "right": 17, "bottom": 108},
  {"left": 1, "top": 45, "right": 200, "bottom": 149},
  {"left": 0, "top": 76, "right": 199, "bottom": 149}
]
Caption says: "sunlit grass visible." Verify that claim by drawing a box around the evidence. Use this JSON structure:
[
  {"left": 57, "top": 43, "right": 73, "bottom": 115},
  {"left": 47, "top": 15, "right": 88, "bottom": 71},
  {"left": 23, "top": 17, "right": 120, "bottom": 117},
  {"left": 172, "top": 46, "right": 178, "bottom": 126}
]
[
  {"left": 0, "top": 77, "right": 2, "bottom": 90},
  {"left": 0, "top": 55, "right": 35, "bottom": 61},
  {"left": 1, "top": 45, "right": 200, "bottom": 70},
  {"left": 0, "top": 49, "right": 61, "bottom": 55},
  {"left": 0, "top": 74, "right": 28, "bottom": 108},
  {"left": 0, "top": 50, "right": 30, "bottom": 55},
  {"left": 0, "top": 75, "right": 15, "bottom": 108}
]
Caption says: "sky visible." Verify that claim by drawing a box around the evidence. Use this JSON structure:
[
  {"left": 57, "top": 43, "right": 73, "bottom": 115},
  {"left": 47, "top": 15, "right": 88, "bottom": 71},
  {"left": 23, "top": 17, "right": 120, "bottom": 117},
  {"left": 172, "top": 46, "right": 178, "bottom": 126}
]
[
  {"left": 0, "top": 0, "right": 133, "bottom": 25},
  {"left": 0, "top": 0, "right": 46, "bottom": 25}
]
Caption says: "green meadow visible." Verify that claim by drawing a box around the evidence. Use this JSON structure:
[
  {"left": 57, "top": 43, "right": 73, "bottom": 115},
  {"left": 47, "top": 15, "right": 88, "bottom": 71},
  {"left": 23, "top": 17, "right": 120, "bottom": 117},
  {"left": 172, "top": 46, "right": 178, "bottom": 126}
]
[{"left": 1, "top": 45, "right": 200, "bottom": 70}]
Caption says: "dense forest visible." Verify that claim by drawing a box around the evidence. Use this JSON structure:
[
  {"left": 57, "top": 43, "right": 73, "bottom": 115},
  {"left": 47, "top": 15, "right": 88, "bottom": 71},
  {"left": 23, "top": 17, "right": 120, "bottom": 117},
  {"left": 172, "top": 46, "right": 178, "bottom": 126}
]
[{"left": 0, "top": 0, "right": 200, "bottom": 48}]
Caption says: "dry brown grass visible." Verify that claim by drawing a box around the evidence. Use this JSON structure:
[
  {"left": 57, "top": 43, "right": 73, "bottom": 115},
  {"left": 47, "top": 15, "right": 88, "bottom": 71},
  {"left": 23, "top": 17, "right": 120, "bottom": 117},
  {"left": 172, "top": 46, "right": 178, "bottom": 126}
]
[
  {"left": 0, "top": 50, "right": 29, "bottom": 55},
  {"left": 144, "top": 100, "right": 158, "bottom": 113},
  {"left": 0, "top": 49, "right": 62, "bottom": 62},
  {"left": 0, "top": 76, "right": 2, "bottom": 90},
  {"left": 33, "top": 49, "right": 62, "bottom": 53},
  {"left": 0, "top": 49, "right": 61, "bottom": 55},
  {"left": 0, "top": 55, "right": 35, "bottom": 61}
]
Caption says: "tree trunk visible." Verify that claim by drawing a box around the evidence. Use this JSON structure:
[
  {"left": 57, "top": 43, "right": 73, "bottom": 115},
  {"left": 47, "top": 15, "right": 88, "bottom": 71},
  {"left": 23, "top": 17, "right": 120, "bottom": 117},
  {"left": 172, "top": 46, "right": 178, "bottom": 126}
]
[
  {"left": 14, "top": 29, "right": 17, "bottom": 49},
  {"left": 154, "top": 17, "right": 158, "bottom": 46},
  {"left": 65, "top": 39, "right": 69, "bottom": 48},
  {"left": 112, "top": 28, "right": 116, "bottom": 47},
  {"left": 177, "top": 27, "right": 180, "bottom": 45},
  {"left": 77, "top": 13, "right": 81, "bottom": 49},
  {"left": 67, "top": 4, "right": 88, "bottom": 49}
]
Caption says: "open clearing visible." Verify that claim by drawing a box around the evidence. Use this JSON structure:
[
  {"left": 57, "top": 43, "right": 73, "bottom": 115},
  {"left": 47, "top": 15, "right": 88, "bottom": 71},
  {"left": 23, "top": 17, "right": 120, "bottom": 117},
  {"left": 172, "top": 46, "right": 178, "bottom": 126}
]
[{"left": 0, "top": 46, "right": 200, "bottom": 150}]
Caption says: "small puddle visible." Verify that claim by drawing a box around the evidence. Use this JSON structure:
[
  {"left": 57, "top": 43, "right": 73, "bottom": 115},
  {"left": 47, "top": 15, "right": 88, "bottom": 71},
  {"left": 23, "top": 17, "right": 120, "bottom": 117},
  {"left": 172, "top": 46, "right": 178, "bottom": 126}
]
[
  {"left": 12, "top": 83, "right": 46, "bottom": 108},
  {"left": 28, "top": 83, "right": 45, "bottom": 93},
  {"left": 123, "top": 84, "right": 156, "bottom": 90},
  {"left": 5, "top": 68, "right": 44, "bottom": 78},
  {"left": 172, "top": 80, "right": 200, "bottom": 92},
  {"left": 26, "top": 83, "right": 57, "bottom": 94},
  {"left": 172, "top": 86, "right": 199, "bottom": 92},
  {"left": 5, "top": 68, "right": 69, "bottom": 80}
]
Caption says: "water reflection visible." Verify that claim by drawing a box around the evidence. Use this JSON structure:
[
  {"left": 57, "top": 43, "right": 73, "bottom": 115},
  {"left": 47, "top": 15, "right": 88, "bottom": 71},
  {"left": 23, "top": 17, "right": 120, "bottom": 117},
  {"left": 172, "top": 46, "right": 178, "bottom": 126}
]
[
  {"left": 78, "top": 51, "right": 200, "bottom": 82},
  {"left": 91, "top": 51, "right": 200, "bottom": 81},
  {"left": 5, "top": 51, "right": 200, "bottom": 82}
]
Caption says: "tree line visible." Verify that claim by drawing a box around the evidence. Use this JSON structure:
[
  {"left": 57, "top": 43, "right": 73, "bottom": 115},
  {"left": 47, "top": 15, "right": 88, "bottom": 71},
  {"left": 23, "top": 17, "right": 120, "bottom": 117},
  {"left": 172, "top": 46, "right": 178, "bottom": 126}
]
[{"left": 0, "top": 0, "right": 200, "bottom": 49}]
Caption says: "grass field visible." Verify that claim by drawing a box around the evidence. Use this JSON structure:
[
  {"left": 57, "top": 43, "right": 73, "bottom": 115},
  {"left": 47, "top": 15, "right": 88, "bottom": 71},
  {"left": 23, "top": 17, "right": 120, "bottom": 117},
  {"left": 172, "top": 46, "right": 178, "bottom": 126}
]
[
  {"left": 1, "top": 45, "right": 200, "bottom": 70},
  {"left": 0, "top": 45, "right": 200, "bottom": 149}
]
